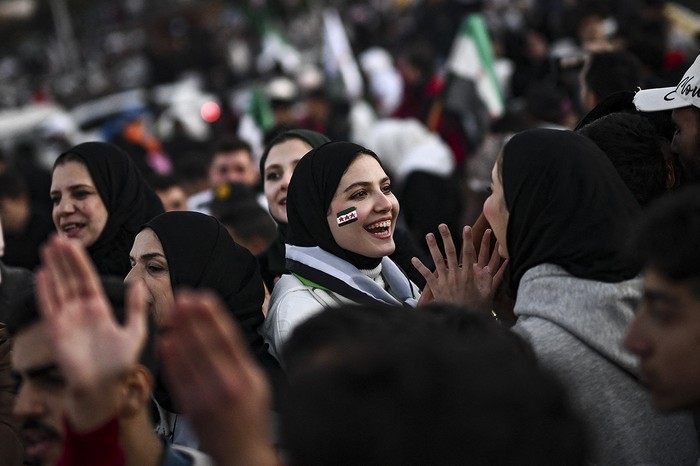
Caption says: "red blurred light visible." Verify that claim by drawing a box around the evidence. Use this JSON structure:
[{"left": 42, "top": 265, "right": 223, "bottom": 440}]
[{"left": 200, "top": 101, "right": 221, "bottom": 123}]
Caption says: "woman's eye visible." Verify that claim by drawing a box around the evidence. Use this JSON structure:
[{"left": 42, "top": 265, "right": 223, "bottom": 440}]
[
  {"left": 147, "top": 264, "right": 165, "bottom": 273},
  {"left": 350, "top": 190, "right": 367, "bottom": 200},
  {"left": 50, "top": 196, "right": 60, "bottom": 205},
  {"left": 266, "top": 172, "right": 281, "bottom": 182},
  {"left": 381, "top": 184, "right": 392, "bottom": 194},
  {"left": 74, "top": 190, "right": 91, "bottom": 199}
]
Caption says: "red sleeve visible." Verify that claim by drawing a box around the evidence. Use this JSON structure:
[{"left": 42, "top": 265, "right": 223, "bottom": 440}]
[{"left": 56, "top": 417, "right": 125, "bottom": 466}]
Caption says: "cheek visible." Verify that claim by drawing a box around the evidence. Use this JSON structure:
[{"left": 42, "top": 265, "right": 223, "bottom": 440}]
[{"left": 483, "top": 196, "right": 495, "bottom": 222}]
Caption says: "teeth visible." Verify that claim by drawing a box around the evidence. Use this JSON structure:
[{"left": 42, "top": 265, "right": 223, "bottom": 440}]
[
  {"left": 63, "top": 223, "right": 81, "bottom": 231},
  {"left": 367, "top": 220, "right": 391, "bottom": 230}
]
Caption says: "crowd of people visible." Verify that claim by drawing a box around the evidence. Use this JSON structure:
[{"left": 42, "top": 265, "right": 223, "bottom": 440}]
[{"left": 1, "top": 0, "right": 700, "bottom": 465}]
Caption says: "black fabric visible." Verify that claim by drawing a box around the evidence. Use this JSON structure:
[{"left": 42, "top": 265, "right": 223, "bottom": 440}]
[
  {"left": 144, "top": 211, "right": 266, "bottom": 352},
  {"left": 258, "top": 222, "right": 288, "bottom": 291},
  {"left": 0, "top": 262, "right": 33, "bottom": 325},
  {"left": 258, "top": 129, "right": 330, "bottom": 289},
  {"left": 286, "top": 141, "right": 385, "bottom": 270},
  {"left": 502, "top": 128, "right": 641, "bottom": 297},
  {"left": 58, "top": 142, "right": 164, "bottom": 278},
  {"left": 1, "top": 203, "right": 53, "bottom": 270},
  {"left": 144, "top": 211, "right": 284, "bottom": 411}
]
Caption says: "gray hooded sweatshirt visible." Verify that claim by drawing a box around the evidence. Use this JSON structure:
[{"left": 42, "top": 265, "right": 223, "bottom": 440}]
[{"left": 513, "top": 264, "right": 698, "bottom": 465}]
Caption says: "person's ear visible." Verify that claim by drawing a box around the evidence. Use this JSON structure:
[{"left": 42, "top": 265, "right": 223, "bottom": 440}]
[{"left": 120, "top": 365, "right": 154, "bottom": 418}]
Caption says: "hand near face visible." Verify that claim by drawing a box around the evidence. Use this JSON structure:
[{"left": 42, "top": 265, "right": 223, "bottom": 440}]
[
  {"left": 36, "top": 235, "right": 148, "bottom": 430},
  {"left": 158, "top": 290, "right": 278, "bottom": 466},
  {"left": 412, "top": 224, "right": 507, "bottom": 312}
]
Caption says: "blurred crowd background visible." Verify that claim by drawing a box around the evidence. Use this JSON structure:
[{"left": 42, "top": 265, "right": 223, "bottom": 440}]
[{"left": 0, "top": 0, "right": 699, "bottom": 232}]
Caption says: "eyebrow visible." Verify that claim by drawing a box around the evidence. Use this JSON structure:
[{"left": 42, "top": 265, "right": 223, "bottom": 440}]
[
  {"left": 643, "top": 289, "right": 679, "bottom": 305},
  {"left": 50, "top": 184, "right": 95, "bottom": 194},
  {"left": 13, "top": 362, "right": 61, "bottom": 379},
  {"left": 131, "top": 252, "right": 167, "bottom": 261},
  {"left": 264, "top": 164, "right": 283, "bottom": 172},
  {"left": 342, "top": 177, "right": 390, "bottom": 194}
]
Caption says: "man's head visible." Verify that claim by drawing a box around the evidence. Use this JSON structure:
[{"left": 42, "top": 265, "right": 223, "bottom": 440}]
[
  {"left": 634, "top": 55, "right": 700, "bottom": 182},
  {"left": 580, "top": 51, "right": 643, "bottom": 113},
  {"left": 282, "top": 304, "right": 587, "bottom": 465},
  {"left": 624, "top": 186, "right": 700, "bottom": 411},
  {"left": 577, "top": 112, "right": 670, "bottom": 206},
  {"left": 208, "top": 137, "right": 258, "bottom": 188},
  {"left": 8, "top": 278, "right": 156, "bottom": 466}
]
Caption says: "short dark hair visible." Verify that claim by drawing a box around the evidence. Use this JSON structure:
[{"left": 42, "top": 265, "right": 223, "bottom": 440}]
[
  {"left": 632, "top": 186, "right": 700, "bottom": 297},
  {"left": 212, "top": 136, "right": 253, "bottom": 161},
  {"left": 0, "top": 168, "right": 29, "bottom": 200},
  {"left": 148, "top": 174, "right": 183, "bottom": 192},
  {"left": 578, "top": 112, "right": 667, "bottom": 206},
  {"left": 281, "top": 303, "right": 588, "bottom": 465},
  {"left": 583, "top": 51, "right": 643, "bottom": 102}
]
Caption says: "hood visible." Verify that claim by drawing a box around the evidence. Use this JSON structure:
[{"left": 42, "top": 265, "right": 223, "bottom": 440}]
[{"left": 513, "top": 264, "right": 642, "bottom": 377}]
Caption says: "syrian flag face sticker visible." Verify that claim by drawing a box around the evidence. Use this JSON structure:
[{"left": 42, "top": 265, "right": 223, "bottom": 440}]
[{"left": 336, "top": 207, "right": 358, "bottom": 226}]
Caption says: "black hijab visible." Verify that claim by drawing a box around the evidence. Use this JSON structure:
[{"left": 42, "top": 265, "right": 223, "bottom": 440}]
[
  {"left": 286, "top": 141, "right": 386, "bottom": 270},
  {"left": 502, "top": 128, "right": 641, "bottom": 297},
  {"left": 144, "top": 211, "right": 283, "bottom": 411},
  {"left": 56, "top": 142, "right": 164, "bottom": 277},
  {"left": 258, "top": 129, "right": 330, "bottom": 289},
  {"left": 144, "top": 211, "right": 265, "bottom": 348}
]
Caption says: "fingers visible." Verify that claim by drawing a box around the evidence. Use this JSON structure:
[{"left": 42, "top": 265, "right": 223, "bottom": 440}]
[
  {"left": 411, "top": 256, "right": 436, "bottom": 285},
  {"left": 124, "top": 281, "right": 148, "bottom": 352},
  {"left": 477, "top": 229, "right": 492, "bottom": 268},
  {"left": 160, "top": 290, "right": 255, "bottom": 413},
  {"left": 492, "top": 258, "right": 508, "bottom": 289},
  {"left": 424, "top": 231, "right": 447, "bottom": 278},
  {"left": 36, "top": 269, "right": 57, "bottom": 321},
  {"left": 461, "top": 225, "right": 477, "bottom": 270},
  {"left": 487, "top": 239, "right": 503, "bottom": 274},
  {"left": 39, "top": 236, "right": 104, "bottom": 311},
  {"left": 438, "top": 223, "right": 459, "bottom": 272}
]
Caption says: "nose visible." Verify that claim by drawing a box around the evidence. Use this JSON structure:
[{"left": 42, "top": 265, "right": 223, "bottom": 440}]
[
  {"left": 124, "top": 265, "right": 140, "bottom": 287},
  {"left": 623, "top": 316, "right": 652, "bottom": 358},
  {"left": 54, "top": 197, "right": 75, "bottom": 216},
  {"left": 374, "top": 192, "right": 393, "bottom": 212},
  {"left": 280, "top": 172, "right": 293, "bottom": 192},
  {"left": 13, "top": 385, "right": 46, "bottom": 418}
]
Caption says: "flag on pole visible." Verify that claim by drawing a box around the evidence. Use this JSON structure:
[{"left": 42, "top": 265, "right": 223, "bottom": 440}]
[
  {"left": 446, "top": 14, "right": 504, "bottom": 119},
  {"left": 322, "top": 7, "right": 364, "bottom": 101}
]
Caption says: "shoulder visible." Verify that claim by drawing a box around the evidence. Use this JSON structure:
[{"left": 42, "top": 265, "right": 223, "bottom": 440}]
[{"left": 264, "top": 274, "right": 341, "bottom": 361}]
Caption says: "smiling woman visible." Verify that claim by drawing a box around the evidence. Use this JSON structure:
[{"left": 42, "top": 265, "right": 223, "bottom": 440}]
[
  {"left": 50, "top": 142, "right": 164, "bottom": 277},
  {"left": 262, "top": 141, "right": 420, "bottom": 362}
]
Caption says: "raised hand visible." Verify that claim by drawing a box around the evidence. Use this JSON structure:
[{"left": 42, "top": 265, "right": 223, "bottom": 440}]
[
  {"left": 158, "top": 290, "right": 277, "bottom": 466},
  {"left": 36, "top": 235, "right": 148, "bottom": 430},
  {"left": 412, "top": 224, "right": 507, "bottom": 312}
]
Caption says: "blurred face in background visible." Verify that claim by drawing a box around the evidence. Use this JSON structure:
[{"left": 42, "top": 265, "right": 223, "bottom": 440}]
[
  {"left": 209, "top": 150, "right": 258, "bottom": 188},
  {"left": 156, "top": 186, "right": 188, "bottom": 212},
  {"left": 264, "top": 138, "right": 312, "bottom": 223}
]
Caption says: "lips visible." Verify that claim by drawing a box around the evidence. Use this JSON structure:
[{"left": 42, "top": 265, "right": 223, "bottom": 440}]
[
  {"left": 21, "top": 426, "right": 61, "bottom": 459},
  {"left": 60, "top": 222, "right": 85, "bottom": 237}
]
